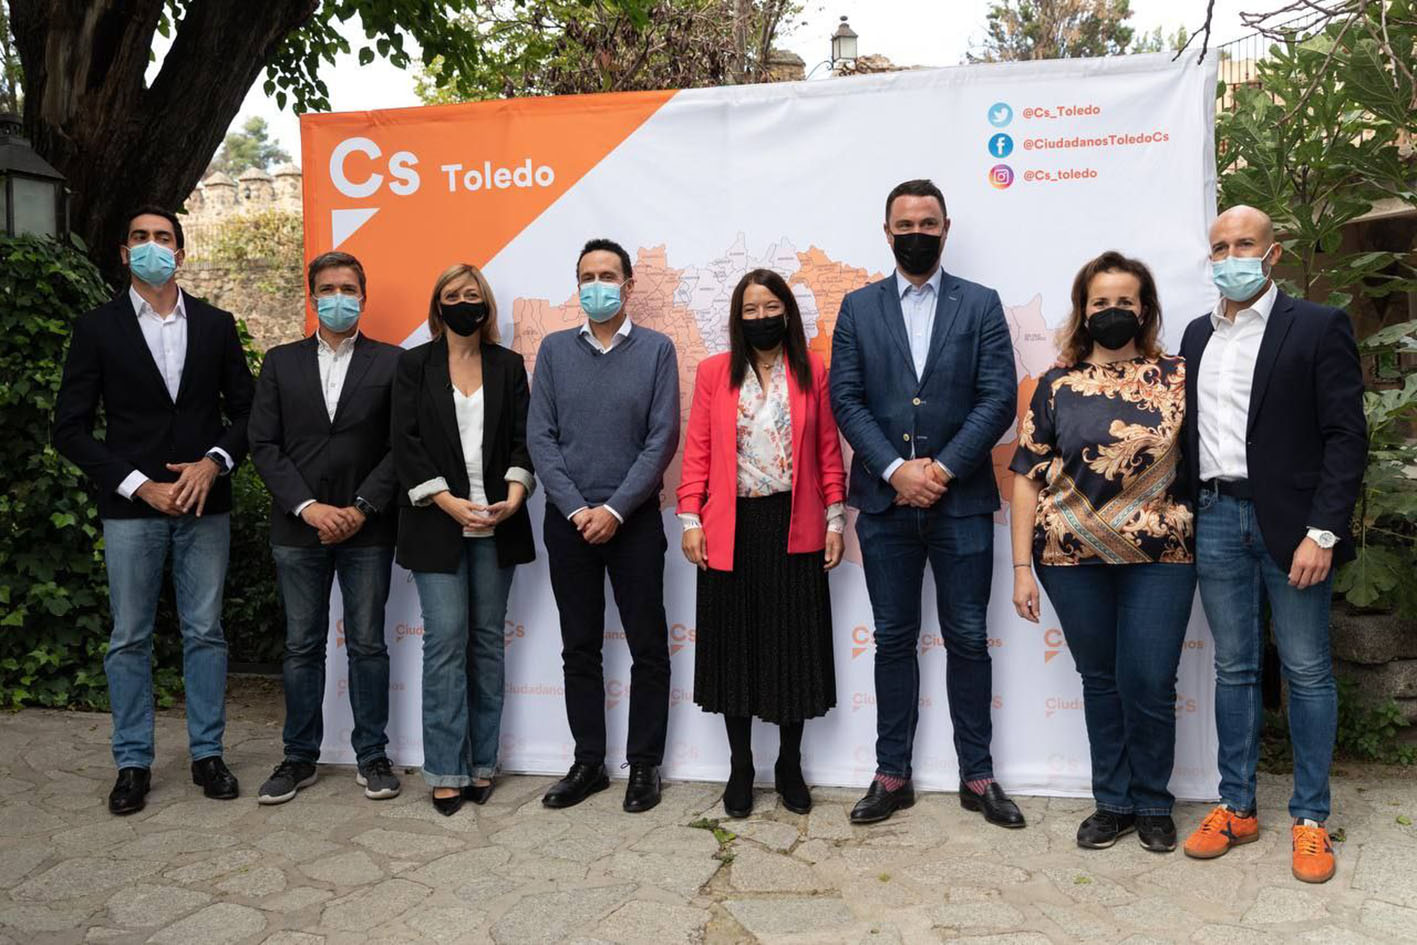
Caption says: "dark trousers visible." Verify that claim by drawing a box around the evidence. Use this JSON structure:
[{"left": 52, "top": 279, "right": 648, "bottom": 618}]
[
  {"left": 1037, "top": 562, "right": 1196, "bottom": 815},
  {"left": 544, "top": 501, "right": 670, "bottom": 766},
  {"left": 272, "top": 543, "right": 394, "bottom": 767},
  {"left": 855, "top": 506, "right": 996, "bottom": 781}
]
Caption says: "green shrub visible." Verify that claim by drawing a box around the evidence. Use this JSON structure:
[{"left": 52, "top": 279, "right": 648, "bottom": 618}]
[{"left": 0, "top": 235, "right": 282, "bottom": 709}]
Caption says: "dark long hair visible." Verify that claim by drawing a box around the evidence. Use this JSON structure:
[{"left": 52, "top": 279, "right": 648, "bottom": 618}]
[
  {"left": 728, "top": 269, "right": 812, "bottom": 391},
  {"left": 1057, "top": 250, "right": 1164, "bottom": 365}
]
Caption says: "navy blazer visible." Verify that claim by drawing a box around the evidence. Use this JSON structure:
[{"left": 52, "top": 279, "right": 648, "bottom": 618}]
[
  {"left": 1180, "top": 289, "right": 1367, "bottom": 572},
  {"left": 52, "top": 291, "right": 254, "bottom": 519},
  {"left": 829, "top": 270, "right": 1017, "bottom": 515},
  {"left": 248, "top": 333, "right": 402, "bottom": 548}
]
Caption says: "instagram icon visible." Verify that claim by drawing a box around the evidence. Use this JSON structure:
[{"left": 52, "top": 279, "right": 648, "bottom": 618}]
[{"left": 988, "top": 164, "right": 1015, "bottom": 189}]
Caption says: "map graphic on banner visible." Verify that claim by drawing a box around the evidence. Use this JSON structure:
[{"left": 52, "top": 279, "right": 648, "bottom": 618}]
[{"left": 301, "top": 52, "right": 1222, "bottom": 798}]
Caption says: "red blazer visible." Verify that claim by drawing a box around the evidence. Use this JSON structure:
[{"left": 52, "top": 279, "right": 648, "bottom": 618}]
[{"left": 676, "top": 351, "right": 847, "bottom": 571}]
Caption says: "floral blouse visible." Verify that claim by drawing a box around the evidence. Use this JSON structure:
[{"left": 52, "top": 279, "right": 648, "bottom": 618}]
[
  {"left": 1009, "top": 355, "right": 1193, "bottom": 566},
  {"left": 679, "top": 356, "right": 845, "bottom": 533}
]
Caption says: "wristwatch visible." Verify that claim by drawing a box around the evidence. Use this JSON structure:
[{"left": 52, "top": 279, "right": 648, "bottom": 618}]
[
  {"left": 204, "top": 450, "right": 230, "bottom": 474},
  {"left": 1306, "top": 527, "right": 1338, "bottom": 550},
  {"left": 354, "top": 497, "right": 379, "bottom": 518}
]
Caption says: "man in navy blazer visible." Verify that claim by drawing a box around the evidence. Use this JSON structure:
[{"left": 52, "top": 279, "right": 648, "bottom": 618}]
[
  {"left": 1178, "top": 206, "right": 1366, "bottom": 885},
  {"left": 830, "top": 180, "right": 1022, "bottom": 827},
  {"left": 53, "top": 206, "right": 254, "bottom": 815}
]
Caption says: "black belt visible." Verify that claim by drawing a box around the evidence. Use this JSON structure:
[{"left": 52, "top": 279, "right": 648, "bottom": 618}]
[{"left": 1201, "top": 478, "right": 1252, "bottom": 500}]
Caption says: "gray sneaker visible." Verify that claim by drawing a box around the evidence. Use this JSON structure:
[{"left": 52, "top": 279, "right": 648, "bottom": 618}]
[
  {"left": 356, "top": 757, "right": 401, "bottom": 799},
  {"left": 258, "top": 760, "right": 318, "bottom": 805}
]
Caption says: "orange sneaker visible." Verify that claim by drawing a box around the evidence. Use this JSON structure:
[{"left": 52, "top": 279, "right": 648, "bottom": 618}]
[
  {"left": 1291, "top": 821, "right": 1336, "bottom": 883},
  {"left": 1183, "top": 804, "right": 1259, "bottom": 859}
]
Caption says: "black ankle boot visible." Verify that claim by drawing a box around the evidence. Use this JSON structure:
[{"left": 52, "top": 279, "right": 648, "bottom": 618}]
[
  {"left": 723, "top": 764, "right": 754, "bottom": 818},
  {"left": 774, "top": 758, "right": 811, "bottom": 814}
]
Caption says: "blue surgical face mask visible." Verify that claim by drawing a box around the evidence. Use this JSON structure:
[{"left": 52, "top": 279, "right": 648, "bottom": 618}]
[
  {"left": 316, "top": 294, "right": 362, "bottom": 333},
  {"left": 1212, "top": 244, "right": 1274, "bottom": 302},
  {"left": 579, "top": 282, "right": 623, "bottom": 323},
  {"left": 128, "top": 241, "right": 177, "bottom": 287}
]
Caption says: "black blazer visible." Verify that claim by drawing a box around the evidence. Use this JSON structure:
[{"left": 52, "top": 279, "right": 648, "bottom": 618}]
[
  {"left": 392, "top": 338, "right": 536, "bottom": 572},
  {"left": 52, "top": 290, "right": 254, "bottom": 519},
  {"left": 248, "top": 333, "right": 401, "bottom": 547},
  {"left": 1180, "top": 289, "right": 1367, "bottom": 572}
]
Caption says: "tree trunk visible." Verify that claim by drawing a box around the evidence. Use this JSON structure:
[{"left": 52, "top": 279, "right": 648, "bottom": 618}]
[{"left": 8, "top": 0, "right": 317, "bottom": 285}]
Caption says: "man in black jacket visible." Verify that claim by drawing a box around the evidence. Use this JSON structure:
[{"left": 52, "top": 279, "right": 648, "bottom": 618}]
[
  {"left": 53, "top": 206, "right": 254, "bottom": 815},
  {"left": 1179, "top": 206, "right": 1367, "bottom": 885},
  {"left": 248, "top": 251, "right": 402, "bottom": 805}
]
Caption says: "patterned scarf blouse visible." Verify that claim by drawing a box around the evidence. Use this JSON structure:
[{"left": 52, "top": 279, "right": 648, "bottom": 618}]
[{"left": 1009, "top": 355, "right": 1194, "bottom": 566}]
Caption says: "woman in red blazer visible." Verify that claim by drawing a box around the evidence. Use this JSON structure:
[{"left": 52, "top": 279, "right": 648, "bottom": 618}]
[{"left": 676, "top": 268, "right": 847, "bottom": 819}]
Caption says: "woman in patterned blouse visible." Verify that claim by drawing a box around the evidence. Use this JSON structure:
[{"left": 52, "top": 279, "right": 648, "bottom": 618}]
[
  {"left": 676, "top": 269, "right": 847, "bottom": 819},
  {"left": 1009, "top": 251, "right": 1196, "bottom": 854}
]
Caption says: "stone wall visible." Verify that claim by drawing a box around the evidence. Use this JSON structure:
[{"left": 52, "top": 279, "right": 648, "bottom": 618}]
[
  {"left": 181, "top": 261, "right": 305, "bottom": 353},
  {"left": 1332, "top": 607, "right": 1417, "bottom": 735}
]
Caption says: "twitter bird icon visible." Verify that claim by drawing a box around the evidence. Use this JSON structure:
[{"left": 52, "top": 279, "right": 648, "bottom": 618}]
[{"left": 988, "top": 102, "right": 1013, "bottom": 128}]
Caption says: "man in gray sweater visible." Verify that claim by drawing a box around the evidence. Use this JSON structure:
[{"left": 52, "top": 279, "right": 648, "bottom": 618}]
[{"left": 528, "top": 238, "right": 681, "bottom": 814}]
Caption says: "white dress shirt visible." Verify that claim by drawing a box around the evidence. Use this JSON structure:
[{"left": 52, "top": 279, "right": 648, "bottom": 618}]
[
  {"left": 881, "top": 268, "right": 952, "bottom": 487},
  {"left": 292, "top": 330, "right": 360, "bottom": 518},
  {"left": 568, "top": 317, "right": 632, "bottom": 523},
  {"left": 116, "top": 286, "right": 233, "bottom": 500},
  {"left": 1197, "top": 281, "right": 1277, "bottom": 482},
  {"left": 578, "top": 315, "right": 633, "bottom": 355}
]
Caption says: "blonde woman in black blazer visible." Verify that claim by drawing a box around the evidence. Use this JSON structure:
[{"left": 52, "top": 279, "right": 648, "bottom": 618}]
[{"left": 392, "top": 263, "right": 535, "bottom": 815}]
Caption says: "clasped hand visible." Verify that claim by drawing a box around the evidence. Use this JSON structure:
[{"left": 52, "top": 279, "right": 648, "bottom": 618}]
[
  {"left": 435, "top": 493, "right": 521, "bottom": 532},
  {"left": 891, "top": 458, "right": 948, "bottom": 507},
  {"left": 301, "top": 502, "right": 366, "bottom": 545}
]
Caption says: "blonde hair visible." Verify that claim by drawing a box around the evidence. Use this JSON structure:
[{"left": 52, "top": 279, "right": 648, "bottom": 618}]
[{"left": 427, "top": 263, "right": 500, "bottom": 343}]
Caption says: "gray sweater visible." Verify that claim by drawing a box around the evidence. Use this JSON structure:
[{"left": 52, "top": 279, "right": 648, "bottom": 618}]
[{"left": 527, "top": 324, "right": 680, "bottom": 518}]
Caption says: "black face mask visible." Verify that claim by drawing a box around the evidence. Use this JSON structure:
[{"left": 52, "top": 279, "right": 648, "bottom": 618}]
[
  {"left": 742, "top": 315, "right": 787, "bottom": 351},
  {"left": 891, "top": 231, "right": 943, "bottom": 276},
  {"left": 442, "top": 301, "right": 489, "bottom": 337},
  {"left": 1087, "top": 307, "right": 1142, "bottom": 351}
]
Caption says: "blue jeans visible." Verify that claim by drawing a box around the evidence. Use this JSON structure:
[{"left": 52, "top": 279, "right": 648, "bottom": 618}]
[
  {"left": 412, "top": 538, "right": 515, "bottom": 787},
  {"left": 102, "top": 514, "right": 230, "bottom": 769},
  {"left": 272, "top": 543, "right": 394, "bottom": 766},
  {"left": 855, "top": 507, "right": 995, "bottom": 781},
  {"left": 1196, "top": 491, "right": 1337, "bottom": 822},
  {"left": 1037, "top": 563, "right": 1196, "bottom": 815}
]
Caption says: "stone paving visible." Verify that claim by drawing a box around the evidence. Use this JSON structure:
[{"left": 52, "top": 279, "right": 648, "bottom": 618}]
[{"left": 2, "top": 704, "right": 1416, "bottom": 945}]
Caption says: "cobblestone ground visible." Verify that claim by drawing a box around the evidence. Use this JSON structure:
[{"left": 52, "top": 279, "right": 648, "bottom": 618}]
[{"left": 2, "top": 699, "right": 1416, "bottom": 945}]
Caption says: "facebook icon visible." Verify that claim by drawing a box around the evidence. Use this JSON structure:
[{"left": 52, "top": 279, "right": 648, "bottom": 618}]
[{"left": 988, "top": 133, "right": 1014, "bottom": 158}]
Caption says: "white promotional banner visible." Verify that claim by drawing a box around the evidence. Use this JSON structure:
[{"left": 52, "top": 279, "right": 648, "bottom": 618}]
[{"left": 305, "top": 51, "right": 1221, "bottom": 798}]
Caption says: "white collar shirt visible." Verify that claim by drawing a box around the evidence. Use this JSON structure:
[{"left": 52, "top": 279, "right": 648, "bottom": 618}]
[
  {"left": 130, "top": 285, "right": 188, "bottom": 402},
  {"left": 1197, "top": 280, "right": 1279, "bottom": 482},
  {"left": 315, "top": 330, "right": 359, "bottom": 422},
  {"left": 579, "top": 315, "right": 633, "bottom": 354}
]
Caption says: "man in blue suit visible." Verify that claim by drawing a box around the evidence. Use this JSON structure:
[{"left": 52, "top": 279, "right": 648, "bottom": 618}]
[{"left": 830, "top": 179, "right": 1022, "bottom": 827}]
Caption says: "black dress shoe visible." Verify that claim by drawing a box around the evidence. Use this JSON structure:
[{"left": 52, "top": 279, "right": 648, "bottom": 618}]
[
  {"left": 1076, "top": 809, "right": 1137, "bottom": 848},
  {"left": 1137, "top": 814, "right": 1177, "bottom": 852},
  {"left": 542, "top": 763, "right": 610, "bottom": 809},
  {"left": 432, "top": 791, "right": 464, "bottom": 816},
  {"left": 623, "top": 764, "right": 661, "bottom": 813},
  {"left": 850, "top": 779, "right": 915, "bottom": 824},
  {"left": 108, "top": 767, "right": 151, "bottom": 816},
  {"left": 774, "top": 759, "right": 812, "bottom": 815},
  {"left": 462, "top": 781, "right": 495, "bottom": 805},
  {"left": 959, "top": 781, "right": 1025, "bottom": 828},
  {"left": 191, "top": 756, "right": 239, "bottom": 800},
  {"left": 722, "top": 764, "right": 754, "bottom": 819}
]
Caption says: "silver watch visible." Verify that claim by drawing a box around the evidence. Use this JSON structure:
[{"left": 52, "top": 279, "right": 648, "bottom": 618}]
[{"left": 1306, "top": 528, "right": 1338, "bottom": 550}]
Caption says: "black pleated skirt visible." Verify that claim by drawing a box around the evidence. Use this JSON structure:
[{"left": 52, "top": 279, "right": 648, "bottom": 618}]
[{"left": 694, "top": 492, "right": 836, "bottom": 724}]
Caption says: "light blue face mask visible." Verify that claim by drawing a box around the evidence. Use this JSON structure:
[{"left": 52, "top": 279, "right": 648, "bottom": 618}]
[
  {"left": 128, "top": 241, "right": 177, "bottom": 287},
  {"left": 316, "top": 294, "right": 362, "bottom": 332},
  {"left": 1212, "top": 244, "right": 1274, "bottom": 302},
  {"left": 579, "top": 282, "right": 623, "bottom": 323}
]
